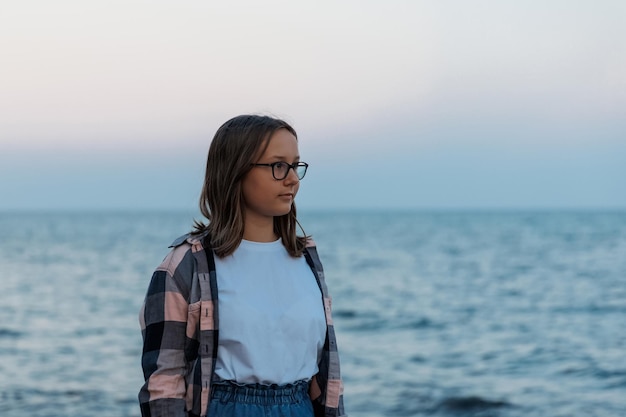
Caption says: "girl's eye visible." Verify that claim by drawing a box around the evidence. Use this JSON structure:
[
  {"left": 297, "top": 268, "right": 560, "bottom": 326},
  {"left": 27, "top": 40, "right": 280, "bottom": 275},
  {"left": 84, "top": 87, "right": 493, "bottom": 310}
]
[{"left": 274, "top": 162, "right": 288, "bottom": 173}]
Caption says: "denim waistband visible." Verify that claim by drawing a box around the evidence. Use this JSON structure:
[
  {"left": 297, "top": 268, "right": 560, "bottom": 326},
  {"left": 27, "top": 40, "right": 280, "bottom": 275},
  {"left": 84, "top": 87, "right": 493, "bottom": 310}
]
[{"left": 211, "top": 380, "right": 310, "bottom": 405}]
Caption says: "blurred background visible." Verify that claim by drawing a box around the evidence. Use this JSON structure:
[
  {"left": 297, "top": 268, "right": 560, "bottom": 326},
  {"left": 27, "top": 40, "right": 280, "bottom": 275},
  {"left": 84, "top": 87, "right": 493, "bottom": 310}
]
[
  {"left": 1, "top": 1, "right": 625, "bottom": 416},
  {"left": 1, "top": 0, "right": 624, "bottom": 210}
]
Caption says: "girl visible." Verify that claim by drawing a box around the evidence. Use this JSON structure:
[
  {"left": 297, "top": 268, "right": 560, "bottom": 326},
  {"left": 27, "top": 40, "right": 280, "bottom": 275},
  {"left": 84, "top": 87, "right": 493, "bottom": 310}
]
[{"left": 139, "top": 115, "right": 346, "bottom": 417}]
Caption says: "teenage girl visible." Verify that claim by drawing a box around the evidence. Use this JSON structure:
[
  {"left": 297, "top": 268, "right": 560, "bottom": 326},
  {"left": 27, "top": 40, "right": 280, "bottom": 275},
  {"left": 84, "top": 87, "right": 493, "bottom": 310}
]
[{"left": 139, "top": 115, "right": 346, "bottom": 417}]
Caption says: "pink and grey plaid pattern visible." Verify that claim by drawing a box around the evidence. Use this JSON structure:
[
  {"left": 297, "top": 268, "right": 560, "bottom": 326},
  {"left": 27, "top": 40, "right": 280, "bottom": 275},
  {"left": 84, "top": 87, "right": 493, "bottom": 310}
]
[{"left": 139, "top": 234, "right": 346, "bottom": 417}]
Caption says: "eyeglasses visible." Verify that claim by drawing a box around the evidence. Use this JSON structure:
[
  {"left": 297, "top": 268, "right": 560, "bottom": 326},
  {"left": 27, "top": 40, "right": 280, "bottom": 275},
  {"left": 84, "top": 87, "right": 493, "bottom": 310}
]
[{"left": 251, "top": 161, "right": 309, "bottom": 180}]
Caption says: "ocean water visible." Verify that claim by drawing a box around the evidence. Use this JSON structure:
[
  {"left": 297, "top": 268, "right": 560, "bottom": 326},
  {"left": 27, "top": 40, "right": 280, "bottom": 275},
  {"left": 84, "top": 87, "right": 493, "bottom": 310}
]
[{"left": 0, "top": 210, "right": 625, "bottom": 417}]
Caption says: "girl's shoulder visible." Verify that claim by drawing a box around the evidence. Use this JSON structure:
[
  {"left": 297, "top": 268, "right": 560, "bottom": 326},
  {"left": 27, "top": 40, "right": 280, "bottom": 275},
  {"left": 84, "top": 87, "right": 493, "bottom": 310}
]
[
  {"left": 153, "top": 233, "right": 207, "bottom": 300},
  {"left": 156, "top": 233, "right": 209, "bottom": 279},
  {"left": 168, "top": 232, "right": 209, "bottom": 255},
  {"left": 168, "top": 233, "right": 192, "bottom": 248}
]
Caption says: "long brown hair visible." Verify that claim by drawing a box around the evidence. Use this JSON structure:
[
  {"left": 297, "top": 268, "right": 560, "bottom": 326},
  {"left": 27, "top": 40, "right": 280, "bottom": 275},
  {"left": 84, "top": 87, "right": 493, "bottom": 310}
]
[{"left": 192, "top": 114, "right": 308, "bottom": 257}]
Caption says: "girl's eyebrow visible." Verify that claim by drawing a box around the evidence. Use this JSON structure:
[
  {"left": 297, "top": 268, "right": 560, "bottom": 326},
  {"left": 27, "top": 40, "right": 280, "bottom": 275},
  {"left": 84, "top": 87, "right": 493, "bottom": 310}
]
[{"left": 267, "top": 155, "right": 300, "bottom": 160}]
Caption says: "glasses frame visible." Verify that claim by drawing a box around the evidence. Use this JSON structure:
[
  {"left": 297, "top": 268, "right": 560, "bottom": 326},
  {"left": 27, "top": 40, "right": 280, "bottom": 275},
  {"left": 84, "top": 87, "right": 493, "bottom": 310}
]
[{"left": 251, "top": 161, "right": 309, "bottom": 180}]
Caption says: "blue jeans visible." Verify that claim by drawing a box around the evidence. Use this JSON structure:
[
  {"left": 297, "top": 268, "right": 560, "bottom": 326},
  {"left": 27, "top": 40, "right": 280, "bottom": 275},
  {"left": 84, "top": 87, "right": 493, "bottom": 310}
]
[{"left": 208, "top": 380, "right": 314, "bottom": 417}]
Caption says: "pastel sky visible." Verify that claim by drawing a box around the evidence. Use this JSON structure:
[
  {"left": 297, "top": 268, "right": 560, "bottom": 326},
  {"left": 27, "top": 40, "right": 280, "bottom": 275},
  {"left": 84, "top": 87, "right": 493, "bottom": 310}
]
[{"left": 1, "top": 0, "right": 625, "bottom": 211}]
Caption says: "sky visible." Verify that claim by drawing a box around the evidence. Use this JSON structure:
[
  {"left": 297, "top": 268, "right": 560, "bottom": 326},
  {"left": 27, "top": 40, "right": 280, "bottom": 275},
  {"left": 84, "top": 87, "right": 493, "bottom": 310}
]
[{"left": 1, "top": 0, "right": 625, "bottom": 211}]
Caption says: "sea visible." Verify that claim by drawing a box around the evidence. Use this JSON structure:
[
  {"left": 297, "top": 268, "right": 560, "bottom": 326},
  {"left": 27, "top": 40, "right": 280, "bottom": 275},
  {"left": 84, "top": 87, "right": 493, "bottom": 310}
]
[{"left": 0, "top": 210, "right": 625, "bottom": 417}]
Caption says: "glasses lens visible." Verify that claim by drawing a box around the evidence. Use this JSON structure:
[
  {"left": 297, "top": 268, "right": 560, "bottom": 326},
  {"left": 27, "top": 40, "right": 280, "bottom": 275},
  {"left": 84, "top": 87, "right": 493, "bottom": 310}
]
[
  {"left": 273, "top": 162, "right": 289, "bottom": 180},
  {"left": 296, "top": 163, "right": 307, "bottom": 179}
]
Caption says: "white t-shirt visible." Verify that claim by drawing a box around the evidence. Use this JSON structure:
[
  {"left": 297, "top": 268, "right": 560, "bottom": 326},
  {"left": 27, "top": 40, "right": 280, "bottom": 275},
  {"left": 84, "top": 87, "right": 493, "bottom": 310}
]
[{"left": 213, "top": 238, "right": 327, "bottom": 384}]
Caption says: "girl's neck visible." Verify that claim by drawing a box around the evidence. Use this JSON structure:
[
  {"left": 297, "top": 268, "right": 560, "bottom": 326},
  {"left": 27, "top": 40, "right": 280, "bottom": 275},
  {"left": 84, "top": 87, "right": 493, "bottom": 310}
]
[{"left": 242, "top": 215, "right": 278, "bottom": 242}]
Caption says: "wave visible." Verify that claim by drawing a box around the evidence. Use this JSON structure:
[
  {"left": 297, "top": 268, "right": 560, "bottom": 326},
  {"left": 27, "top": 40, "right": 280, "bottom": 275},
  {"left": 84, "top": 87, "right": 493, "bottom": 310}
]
[
  {"left": 436, "top": 395, "right": 512, "bottom": 412},
  {"left": 388, "top": 393, "right": 513, "bottom": 417},
  {"left": 0, "top": 328, "right": 23, "bottom": 338}
]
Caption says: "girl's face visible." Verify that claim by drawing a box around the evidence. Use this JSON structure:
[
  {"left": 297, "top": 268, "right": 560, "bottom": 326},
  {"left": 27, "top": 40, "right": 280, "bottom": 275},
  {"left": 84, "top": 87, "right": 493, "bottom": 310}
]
[{"left": 242, "top": 128, "right": 301, "bottom": 224}]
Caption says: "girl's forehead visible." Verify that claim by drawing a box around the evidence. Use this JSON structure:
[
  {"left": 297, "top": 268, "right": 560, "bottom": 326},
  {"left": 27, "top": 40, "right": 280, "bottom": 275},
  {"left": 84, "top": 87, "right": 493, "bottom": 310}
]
[{"left": 259, "top": 129, "right": 299, "bottom": 157}]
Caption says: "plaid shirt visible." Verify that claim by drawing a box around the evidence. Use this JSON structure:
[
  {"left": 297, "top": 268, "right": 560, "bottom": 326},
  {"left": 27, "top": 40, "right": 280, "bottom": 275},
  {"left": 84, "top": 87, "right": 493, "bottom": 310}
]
[{"left": 139, "top": 234, "right": 346, "bottom": 417}]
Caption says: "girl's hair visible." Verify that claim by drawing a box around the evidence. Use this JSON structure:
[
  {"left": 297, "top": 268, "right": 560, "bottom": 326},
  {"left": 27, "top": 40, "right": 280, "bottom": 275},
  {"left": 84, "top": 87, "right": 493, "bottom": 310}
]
[{"left": 192, "top": 114, "right": 308, "bottom": 257}]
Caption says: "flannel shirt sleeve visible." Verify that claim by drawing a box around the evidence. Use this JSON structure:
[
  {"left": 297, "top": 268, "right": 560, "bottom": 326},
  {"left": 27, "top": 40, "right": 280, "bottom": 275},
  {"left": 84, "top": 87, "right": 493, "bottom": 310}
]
[
  {"left": 305, "top": 244, "right": 347, "bottom": 417},
  {"left": 138, "top": 249, "right": 192, "bottom": 417}
]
